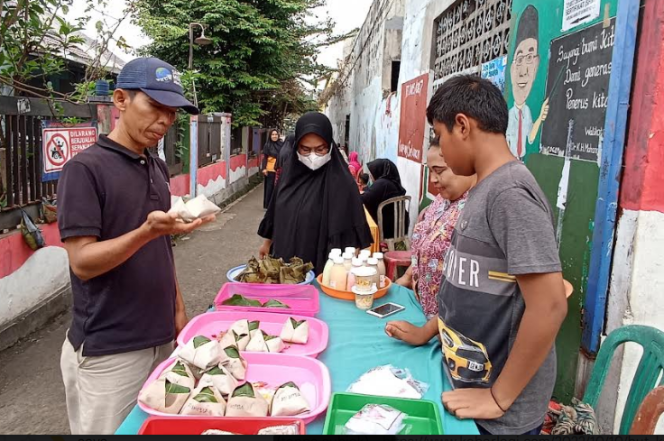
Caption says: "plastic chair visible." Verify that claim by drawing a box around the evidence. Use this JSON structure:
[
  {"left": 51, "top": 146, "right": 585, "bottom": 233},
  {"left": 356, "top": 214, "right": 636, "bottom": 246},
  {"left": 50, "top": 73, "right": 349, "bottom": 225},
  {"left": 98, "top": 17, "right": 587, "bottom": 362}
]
[
  {"left": 384, "top": 251, "right": 411, "bottom": 281},
  {"left": 377, "top": 195, "right": 411, "bottom": 252},
  {"left": 630, "top": 386, "right": 664, "bottom": 434},
  {"left": 582, "top": 325, "right": 664, "bottom": 434}
]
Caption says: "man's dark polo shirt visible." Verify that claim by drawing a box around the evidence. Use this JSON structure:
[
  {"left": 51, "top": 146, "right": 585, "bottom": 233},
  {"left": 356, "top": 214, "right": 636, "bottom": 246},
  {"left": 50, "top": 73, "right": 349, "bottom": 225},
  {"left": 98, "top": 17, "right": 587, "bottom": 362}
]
[{"left": 57, "top": 135, "right": 176, "bottom": 356}]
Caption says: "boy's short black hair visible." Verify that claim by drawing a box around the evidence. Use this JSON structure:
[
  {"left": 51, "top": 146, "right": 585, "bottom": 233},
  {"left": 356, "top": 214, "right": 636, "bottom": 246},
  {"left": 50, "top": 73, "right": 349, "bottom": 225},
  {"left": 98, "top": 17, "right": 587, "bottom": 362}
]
[
  {"left": 426, "top": 75, "right": 509, "bottom": 135},
  {"left": 358, "top": 173, "right": 369, "bottom": 185}
]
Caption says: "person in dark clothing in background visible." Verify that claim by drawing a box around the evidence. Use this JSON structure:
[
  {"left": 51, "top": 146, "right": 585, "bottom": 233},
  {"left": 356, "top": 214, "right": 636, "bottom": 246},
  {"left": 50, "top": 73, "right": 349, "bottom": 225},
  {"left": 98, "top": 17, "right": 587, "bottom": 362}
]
[
  {"left": 361, "top": 158, "right": 409, "bottom": 240},
  {"left": 258, "top": 112, "right": 372, "bottom": 273},
  {"left": 275, "top": 133, "right": 295, "bottom": 187},
  {"left": 261, "top": 129, "right": 283, "bottom": 209}
]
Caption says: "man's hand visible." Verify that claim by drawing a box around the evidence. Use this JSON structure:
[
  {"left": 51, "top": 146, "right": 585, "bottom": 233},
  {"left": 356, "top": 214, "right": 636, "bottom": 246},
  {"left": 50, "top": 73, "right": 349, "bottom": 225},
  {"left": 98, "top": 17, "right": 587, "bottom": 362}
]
[
  {"left": 175, "top": 309, "right": 189, "bottom": 338},
  {"left": 144, "top": 211, "right": 215, "bottom": 238},
  {"left": 539, "top": 98, "right": 550, "bottom": 122},
  {"left": 442, "top": 388, "right": 505, "bottom": 420},
  {"left": 385, "top": 321, "right": 430, "bottom": 346}
]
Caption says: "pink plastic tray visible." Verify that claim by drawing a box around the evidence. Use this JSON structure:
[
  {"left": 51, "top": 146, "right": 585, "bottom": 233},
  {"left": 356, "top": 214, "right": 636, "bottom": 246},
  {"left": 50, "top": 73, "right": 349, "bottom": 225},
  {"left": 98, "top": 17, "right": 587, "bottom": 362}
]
[
  {"left": 138, "top": 353, "right": 331, "bottom": 424},
  {"left": 214, "top": 283, "right": 320, "bottom": 317},
  {"left": 176, "top": 311, "right": 329, "bottom": 358}
]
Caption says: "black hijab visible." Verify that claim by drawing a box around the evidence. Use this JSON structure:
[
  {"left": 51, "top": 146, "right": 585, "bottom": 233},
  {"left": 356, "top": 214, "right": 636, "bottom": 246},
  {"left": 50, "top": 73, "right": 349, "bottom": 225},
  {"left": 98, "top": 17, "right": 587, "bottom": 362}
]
[
  {"left": 263, "top": 129, "right": 283, "bottom": 158},
  {"left": 258, "top": 112, "right": 372, "bottom": 273},
  {"left": 367, "top": 159, "right": 406, "bottom": 193},
  {"left": 362, "top": 158, "right": 408, "bottom": 239}
]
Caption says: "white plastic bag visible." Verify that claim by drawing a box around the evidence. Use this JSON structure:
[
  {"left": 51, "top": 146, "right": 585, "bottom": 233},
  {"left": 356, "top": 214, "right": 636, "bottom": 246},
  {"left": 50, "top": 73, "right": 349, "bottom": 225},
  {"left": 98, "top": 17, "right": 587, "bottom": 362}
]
[
  {"left": 347, "top": 365, "right": 429, "bottom": 399},
  {"left": 345, "top": 404, "right": 407, "bottom": 435},
  {"left": 169, "top": 195, "right": 220, "bottom": 222}
]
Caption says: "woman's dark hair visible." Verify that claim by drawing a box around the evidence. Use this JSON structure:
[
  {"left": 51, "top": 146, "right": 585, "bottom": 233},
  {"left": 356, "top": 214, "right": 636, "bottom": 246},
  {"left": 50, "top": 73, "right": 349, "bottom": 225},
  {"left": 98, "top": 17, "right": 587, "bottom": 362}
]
[{"left": 426, "top": 74, "right": 508, "bottom": 135}]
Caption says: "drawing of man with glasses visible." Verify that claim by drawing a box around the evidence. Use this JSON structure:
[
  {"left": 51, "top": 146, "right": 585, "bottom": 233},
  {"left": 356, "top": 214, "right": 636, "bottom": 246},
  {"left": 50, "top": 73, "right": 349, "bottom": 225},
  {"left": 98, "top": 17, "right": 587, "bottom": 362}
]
[{"left": 507, "top": 5, "right": 549, "bottom": 161}]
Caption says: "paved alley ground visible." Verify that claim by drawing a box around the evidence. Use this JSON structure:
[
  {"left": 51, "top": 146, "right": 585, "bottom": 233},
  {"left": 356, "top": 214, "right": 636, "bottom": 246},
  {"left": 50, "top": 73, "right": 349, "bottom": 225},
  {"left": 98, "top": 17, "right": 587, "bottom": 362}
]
[{"left": 0, "top": 185, "right": 266, "bottom": 434}]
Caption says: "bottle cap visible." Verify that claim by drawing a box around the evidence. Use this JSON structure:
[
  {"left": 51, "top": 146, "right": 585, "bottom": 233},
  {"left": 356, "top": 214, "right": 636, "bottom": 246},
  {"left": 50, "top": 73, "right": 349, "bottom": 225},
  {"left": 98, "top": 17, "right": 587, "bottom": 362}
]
[
  {"left": 351, "top": 257, "right": 363, "bottom": 267},
  {"left": 343, "top": 252, "right": 354, "bottom": 260},
  {"left": 345, "top": 247, "right": 357, "bottom": 255},
  {"left": 333, "top": 256, "right": 345, "bottom": 265},
  {"left": 368, "top": 257, "right": 379, "bottom": 265},
  {"left": 359, "top": 250, "right": 371, "bottom": 258},
  {"left": 330, "top": 248, "right": 342, "bottom": 256}
]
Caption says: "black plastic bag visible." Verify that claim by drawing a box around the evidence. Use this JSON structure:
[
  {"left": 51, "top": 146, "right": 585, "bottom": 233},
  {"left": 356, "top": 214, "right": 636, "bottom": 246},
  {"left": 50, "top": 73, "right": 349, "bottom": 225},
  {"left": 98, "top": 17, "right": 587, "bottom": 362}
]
[{"left": 20, "top": 209, "right": 45, "bottom": 251}]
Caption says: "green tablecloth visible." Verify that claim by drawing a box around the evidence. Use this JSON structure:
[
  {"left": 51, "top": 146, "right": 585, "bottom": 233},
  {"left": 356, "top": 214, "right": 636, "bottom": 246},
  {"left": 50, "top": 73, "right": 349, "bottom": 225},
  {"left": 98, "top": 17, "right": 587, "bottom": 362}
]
[{"left": 115, "top": 283, "right": 478, "bottom": 435}]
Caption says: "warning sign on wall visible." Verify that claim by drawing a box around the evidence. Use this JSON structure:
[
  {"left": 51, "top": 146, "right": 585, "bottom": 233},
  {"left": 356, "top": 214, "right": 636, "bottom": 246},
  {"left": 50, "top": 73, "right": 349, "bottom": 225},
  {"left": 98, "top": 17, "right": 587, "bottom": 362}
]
[
  {"left": 42, "top": 121, "right": 97, "bottom": 182},
  {"left": 398, "top": 74, "right": 430, "bottom": 164}
]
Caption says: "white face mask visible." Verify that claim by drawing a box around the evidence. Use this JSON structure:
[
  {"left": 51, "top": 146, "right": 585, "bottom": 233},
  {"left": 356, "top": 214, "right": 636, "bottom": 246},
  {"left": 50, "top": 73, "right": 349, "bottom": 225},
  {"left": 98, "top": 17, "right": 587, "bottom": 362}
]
[{"left": 297, "top": 151, "right": 332, "bottom": 171}]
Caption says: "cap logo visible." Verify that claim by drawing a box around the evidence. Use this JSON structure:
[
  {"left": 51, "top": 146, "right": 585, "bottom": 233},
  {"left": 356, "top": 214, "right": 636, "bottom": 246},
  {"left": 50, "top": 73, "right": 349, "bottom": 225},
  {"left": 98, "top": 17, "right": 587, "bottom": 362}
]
[
  {"left": 172, "top": 70, "right": 182, "bottom": 87},
  {"left": 155, "top": 67, "right": 174, "bottom": 83}
]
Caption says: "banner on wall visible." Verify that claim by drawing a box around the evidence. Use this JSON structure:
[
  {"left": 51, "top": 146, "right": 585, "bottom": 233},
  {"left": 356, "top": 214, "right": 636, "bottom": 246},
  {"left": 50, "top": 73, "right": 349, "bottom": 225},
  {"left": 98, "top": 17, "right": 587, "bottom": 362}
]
[
  {"left": 41, "top": 121, "right": 97, "bottom": 182},
  {"left": 398, "top": 73, "right": 430, "bottom": 164},
  {"left": 481, "top": 56, "right": 508, "bottom": 93}
]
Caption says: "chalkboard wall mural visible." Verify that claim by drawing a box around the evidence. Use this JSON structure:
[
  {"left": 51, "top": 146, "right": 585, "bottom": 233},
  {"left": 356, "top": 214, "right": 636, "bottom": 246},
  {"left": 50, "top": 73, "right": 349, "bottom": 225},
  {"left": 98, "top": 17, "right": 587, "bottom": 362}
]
[{"left": 506, "top": 0, "right": 618, "bottom": 403}]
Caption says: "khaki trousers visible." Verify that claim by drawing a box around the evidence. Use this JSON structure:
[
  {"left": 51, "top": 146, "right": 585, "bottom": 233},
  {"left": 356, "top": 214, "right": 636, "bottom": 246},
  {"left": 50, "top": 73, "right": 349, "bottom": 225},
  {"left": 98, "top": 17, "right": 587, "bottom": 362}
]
[{"left": 60, "top": 336, "right": 173, "bottom": 434}]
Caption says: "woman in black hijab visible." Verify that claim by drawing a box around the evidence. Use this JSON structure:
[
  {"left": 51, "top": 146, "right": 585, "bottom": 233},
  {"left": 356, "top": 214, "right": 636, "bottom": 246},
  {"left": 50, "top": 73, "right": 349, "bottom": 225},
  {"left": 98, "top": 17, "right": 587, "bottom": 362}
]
[
  {"left": 261, "top": 129, "right": 283, "bottom": 209},
  {"left": 258, "top": 112, "right": 372, "bottom": 274},
  {"left": 361, "top": 158, "right": 409, "bottom": 240}
]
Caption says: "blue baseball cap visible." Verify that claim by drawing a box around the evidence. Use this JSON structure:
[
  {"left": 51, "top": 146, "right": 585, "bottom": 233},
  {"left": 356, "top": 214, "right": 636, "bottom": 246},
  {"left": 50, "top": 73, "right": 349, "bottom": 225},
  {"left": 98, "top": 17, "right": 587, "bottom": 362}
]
[{"left": 116, "top": 57, "right": 199, "bottom": 114}]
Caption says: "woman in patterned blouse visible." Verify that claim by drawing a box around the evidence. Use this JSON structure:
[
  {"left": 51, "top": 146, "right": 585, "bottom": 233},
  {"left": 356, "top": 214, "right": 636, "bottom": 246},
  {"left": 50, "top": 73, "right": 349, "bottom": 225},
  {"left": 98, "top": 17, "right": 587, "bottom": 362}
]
[{"left": 395, "top": 137, "right": 476, "bottom": 318}]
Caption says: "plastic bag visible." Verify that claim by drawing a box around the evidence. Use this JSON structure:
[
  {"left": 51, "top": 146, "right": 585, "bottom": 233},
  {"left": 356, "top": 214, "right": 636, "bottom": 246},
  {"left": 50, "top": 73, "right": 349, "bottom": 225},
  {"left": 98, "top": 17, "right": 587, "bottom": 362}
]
[
  {"left": 347, "top": 365, "right": 429, "bottom": 399},
  {"left": 41, "top": 197, "right": 57, "bottom": 224},
  {"left": 20, "top": 209, "right": 45, "bottom": 251},
  {"left": 344, "top": 404, "right": 407, "bottom": 435}
]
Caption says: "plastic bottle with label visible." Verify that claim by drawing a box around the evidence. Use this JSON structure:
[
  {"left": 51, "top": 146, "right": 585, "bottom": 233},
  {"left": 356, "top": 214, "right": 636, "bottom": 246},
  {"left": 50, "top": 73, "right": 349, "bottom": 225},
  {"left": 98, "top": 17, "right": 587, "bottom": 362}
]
[
  {"left": 329, "top": 256, "right": 348, "bottom": 290},
  {"left": 373, "top": 252, "right": 387, "bottom": 288},
  {"left": 346, "top": 257, "right": 364, "bottom": 291},
  {"left": 367, "top": 257, "right": 381, "bottom": 289},
  {"left": 322, "top": 249, "right": 342, "bottom": 286},
  {"left": 342, "top": 252, "right": 354, "bottom": 271}
]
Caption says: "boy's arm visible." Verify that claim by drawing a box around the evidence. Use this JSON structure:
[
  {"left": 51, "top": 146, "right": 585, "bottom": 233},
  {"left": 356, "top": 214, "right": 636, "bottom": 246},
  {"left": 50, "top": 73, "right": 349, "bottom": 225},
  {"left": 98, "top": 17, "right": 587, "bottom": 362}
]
[
  {"left": 385, "top": 316, "right": 438, "bottom": 346},
  {"left": 443, "top": 272, "right": 567, "bottom": 419}
]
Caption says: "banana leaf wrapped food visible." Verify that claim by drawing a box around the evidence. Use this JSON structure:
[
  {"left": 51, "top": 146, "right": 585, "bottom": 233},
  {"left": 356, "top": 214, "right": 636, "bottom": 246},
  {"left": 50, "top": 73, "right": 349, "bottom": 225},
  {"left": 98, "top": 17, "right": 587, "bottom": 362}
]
[
  {"left": 220, "top": 346, "right": 248, "bottom": 380},
  {"left": 180, "top": 385, "right": 227, "bottom": 417},
  {"left": 225, "top": 383, "right": 269, "bottom": 417},
  {"left": 245, "top": 331, "right": 285, "bottom": 353},
  {"left": 180, "top": 335, "right": 222, "bottom": 371},
  {"left": 271, "top": 381, "right": 311, "bottom": 417},
  {"left": 199, "top": 364, "right": 239, "bottom": 397},
  {"left": 280, "top": 317, "right": 309, "bottom": 344},
  {"left": 234, "top": 256, "right": 313, "bottom": 284},
  {"left": 138, "top": 378, "right": 191, "bottom": 414}
]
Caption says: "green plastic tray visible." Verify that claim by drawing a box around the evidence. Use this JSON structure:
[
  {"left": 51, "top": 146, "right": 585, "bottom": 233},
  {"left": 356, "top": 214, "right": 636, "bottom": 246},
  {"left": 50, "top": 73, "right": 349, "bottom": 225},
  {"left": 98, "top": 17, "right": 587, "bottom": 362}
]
[{"left": 322, "top": 393, "right": 444, "bottom": 435}]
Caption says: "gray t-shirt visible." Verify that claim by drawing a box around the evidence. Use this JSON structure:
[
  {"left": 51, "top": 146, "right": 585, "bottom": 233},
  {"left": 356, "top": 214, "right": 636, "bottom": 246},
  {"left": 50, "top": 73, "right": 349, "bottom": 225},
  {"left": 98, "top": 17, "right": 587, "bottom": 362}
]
[{"left": 437, "top": 160, "right": 561, "bottom": 434}]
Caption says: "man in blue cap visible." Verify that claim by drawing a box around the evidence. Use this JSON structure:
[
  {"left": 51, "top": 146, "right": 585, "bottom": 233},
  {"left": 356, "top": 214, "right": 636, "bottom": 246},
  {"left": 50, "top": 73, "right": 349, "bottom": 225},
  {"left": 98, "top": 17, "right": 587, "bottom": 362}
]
[{"left": 57, "top": 58, "right": 211, "bottom": 434}]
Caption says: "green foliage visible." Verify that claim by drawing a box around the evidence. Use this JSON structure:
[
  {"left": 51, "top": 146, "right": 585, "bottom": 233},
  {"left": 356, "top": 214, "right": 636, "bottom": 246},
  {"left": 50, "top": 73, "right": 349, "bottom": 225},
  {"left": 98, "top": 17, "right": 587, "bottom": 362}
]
[{"left": 134, "top": 0, "right": 350, "bottom": 127}]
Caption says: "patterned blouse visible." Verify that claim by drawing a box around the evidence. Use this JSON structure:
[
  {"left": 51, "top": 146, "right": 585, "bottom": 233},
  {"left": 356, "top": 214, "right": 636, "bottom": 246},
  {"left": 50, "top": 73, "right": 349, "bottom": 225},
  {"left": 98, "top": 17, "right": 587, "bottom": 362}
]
[{"left": 411, "top": 193, "right": 467, "bottom": 318}]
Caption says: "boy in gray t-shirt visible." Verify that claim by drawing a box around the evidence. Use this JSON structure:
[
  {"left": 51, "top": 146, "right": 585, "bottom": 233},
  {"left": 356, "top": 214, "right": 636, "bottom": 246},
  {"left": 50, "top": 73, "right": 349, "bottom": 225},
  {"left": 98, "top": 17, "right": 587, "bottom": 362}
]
[{"left": 386, "top": 75, "right": 567, "bottom": 435}]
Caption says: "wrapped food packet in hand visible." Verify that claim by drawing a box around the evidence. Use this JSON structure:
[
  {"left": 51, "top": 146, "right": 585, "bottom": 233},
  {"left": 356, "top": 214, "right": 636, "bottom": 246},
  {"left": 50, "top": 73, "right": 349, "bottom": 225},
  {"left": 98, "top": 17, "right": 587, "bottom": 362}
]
[
  {"left": 257, "top": 424, "right": 301, "bottom": 435},
  {"left": 226, "top": 383, "right": 269, "bottom": 417},
  {"left": 280, "top": 317, "right": 309, "bottom": 344},
  {"left": 199, "top": 364, "right": 238, "bottom": 397},
  {"left": 271, "top": 381, "right": 311, "bottom": 417},
  {"left": 345, "top": 404, "right": 406, "bottom": 435},
  {"left": 180, "top": 336, "right": 221, "bottom": 371},
  {"left": 168, "top": 195, "right": 220, "bottom": 223},
  {"left": 138, "top": 379, "right": 190, "bottom": 415},
  {"left": 181, "top": 385, "right": 226, "bottom": 417},
  {"left": 220, "top": 346, "right": 247, "bottom": 380}
]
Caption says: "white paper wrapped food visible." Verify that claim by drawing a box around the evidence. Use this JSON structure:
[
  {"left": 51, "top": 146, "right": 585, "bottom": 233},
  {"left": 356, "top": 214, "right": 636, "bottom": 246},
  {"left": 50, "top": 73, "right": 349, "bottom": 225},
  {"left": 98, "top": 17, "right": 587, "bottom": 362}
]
[
  {"left": 265, "top": 335, "right": 285, "bottom": 353},
  {"left": 219, "top": 330, "right": 250, "bottom": 351},
  {"left": 199, "top": 364, "right": 238, "bottom": 397},
  {"left": 202, "top": 430, "right": 236, "bottom": 435},
  {"left": 138, "top": 378, "right": 191, "bottom": 415},
  {"left": 248, "top": 320, "right": 261, "bottom": 338},
  {"left": 225, "top": 383, "right": 269, "bottom": 417},
  {"left": 279, "top": 317, "right": 309, "bottom": 344},
  {"left": 270, "top": 381, "right": 311, "bottom": 417},
  {"left": 219, "top": 345, "right": 248, "bottom": 380},
  {"left": 257, "top": 424, "right": 300, "bottom": 435},
  {"left": 180, "top": 385, "right": 227, "bottom": 417},
  {"left": 345, "top": 404, "right": 406, "bottom": 435},
  {"left": 245, "top": 330, "right": 269, "bottom": 352},
  {"left": 179, "top": 335, "right": 222, "bottom": 371},
  {"left": 168, "top": 195, "right": 220, "bottom": 223},
  {"left": 160, "top": 359, "right": 196, "bottom": 390}
]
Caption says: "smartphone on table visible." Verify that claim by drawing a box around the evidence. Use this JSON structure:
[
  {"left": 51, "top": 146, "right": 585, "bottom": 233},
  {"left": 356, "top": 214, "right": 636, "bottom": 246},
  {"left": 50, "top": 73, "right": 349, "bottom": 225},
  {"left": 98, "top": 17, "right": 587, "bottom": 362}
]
[{"left": 366, "top": 302, "right": 405, "bottom": 319}]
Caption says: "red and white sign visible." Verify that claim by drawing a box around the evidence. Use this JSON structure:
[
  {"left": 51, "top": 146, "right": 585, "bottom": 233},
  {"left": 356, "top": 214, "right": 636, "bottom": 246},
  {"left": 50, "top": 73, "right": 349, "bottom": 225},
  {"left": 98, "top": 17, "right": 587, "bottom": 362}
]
[
  {"left": 42, "top": 126, "right": 97, "bottom": 174},
  {"left": 398, "top": 73, "right": 431, "bottom": 163}
]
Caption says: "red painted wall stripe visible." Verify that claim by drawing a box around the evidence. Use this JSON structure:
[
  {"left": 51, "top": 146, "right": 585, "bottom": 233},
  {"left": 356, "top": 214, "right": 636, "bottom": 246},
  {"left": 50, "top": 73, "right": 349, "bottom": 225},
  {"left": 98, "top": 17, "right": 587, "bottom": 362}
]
[
  {"left": 620, "top": 0, "right": 664, "bottom": 213},
  {"left": 0, "top": 224, "right": 62, "bottom": 279}
]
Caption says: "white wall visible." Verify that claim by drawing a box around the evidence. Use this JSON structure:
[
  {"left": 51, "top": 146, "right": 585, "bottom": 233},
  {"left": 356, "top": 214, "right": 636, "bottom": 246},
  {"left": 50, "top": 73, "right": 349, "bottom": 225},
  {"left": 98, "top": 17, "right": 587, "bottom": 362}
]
[{"left": 605, "top": 209, "right": 664, "bottom": 434}]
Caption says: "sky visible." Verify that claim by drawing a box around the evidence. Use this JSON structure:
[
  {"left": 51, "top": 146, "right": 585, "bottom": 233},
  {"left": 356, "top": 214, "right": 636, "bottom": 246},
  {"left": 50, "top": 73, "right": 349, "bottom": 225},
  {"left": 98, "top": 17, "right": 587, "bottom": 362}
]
[{"left": 66, "top": 0, "right": 374, "bottom": 68}]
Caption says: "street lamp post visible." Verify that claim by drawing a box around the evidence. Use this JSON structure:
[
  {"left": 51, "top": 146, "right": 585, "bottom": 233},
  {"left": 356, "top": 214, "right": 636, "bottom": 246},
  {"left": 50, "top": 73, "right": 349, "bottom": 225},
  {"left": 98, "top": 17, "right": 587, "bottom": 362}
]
[
  {"left": 188, "top": 22, "right": 212, "bottom": 107},
  {"left": 187, "top": 23, "right": 212, "bottom": 198}
]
